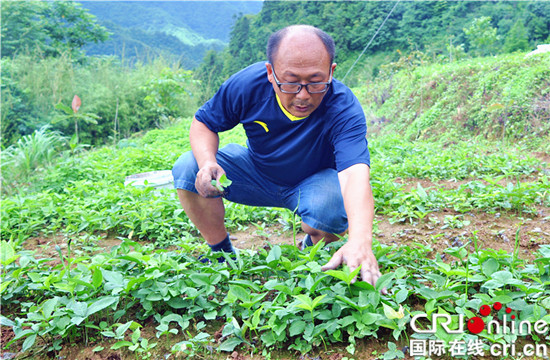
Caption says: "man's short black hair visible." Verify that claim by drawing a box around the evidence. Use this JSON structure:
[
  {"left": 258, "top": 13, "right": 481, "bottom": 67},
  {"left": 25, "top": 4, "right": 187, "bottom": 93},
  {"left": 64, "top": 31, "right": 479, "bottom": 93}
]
[{"left": 266, "top": 25, "right": 335, "bottom": 65}]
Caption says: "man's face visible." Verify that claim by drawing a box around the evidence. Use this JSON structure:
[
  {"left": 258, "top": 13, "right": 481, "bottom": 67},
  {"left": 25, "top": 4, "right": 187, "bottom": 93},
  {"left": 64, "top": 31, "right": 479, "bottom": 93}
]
[{"left": 266, "top": 32, "right": 336, "bottom": 118}]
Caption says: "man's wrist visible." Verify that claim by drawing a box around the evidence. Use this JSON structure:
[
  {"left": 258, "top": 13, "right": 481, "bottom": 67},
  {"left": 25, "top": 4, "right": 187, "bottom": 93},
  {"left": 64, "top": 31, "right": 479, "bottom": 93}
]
[
  {"left": 199, "top": 159, "right": 218, "bottom": 170},
  {"left": 346, "top": 233, "right": 373, "bottom": 247}
]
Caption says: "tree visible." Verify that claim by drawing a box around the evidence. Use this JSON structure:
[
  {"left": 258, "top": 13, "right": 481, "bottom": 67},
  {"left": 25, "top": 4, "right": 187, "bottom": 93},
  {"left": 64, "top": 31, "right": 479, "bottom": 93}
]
[
  {"left": 193, "top": 2, "right": 548, "bottom": 92},
  {"left": 525, "top": 3, "right": 550, "bottom": 44},
  {"left": 195, "top": 50, "right": 226, "bottom": 103},
  {"left": 503, "top": 20, "right": 531, "bottom": 53},
  {"left": 463, "top": 16, "right": 500, "bottom": 56},
  {"left": 1, "top": 1, "right": 110, "bottom": 59}
]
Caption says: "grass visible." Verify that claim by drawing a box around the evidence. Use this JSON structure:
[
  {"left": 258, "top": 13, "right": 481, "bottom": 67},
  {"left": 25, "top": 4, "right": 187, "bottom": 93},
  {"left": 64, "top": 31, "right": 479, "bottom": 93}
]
[
  {"left": 0, "top": 126, "right": 68, "bottom": 193},
  {"left": 2, "top": 117, "right": 547, "bottom": 246},
  {"left": 1, "top": 53, "right": 199, "bottom": 148},
  {"left": 1, "top": 231, "right": 549, "bottom": 358}
]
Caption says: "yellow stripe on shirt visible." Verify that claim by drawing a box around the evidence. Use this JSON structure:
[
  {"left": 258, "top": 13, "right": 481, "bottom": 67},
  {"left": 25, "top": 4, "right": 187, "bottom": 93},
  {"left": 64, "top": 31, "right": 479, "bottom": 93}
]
[{"left": 276, "top": 94, "right": 308, "bottom": 121}]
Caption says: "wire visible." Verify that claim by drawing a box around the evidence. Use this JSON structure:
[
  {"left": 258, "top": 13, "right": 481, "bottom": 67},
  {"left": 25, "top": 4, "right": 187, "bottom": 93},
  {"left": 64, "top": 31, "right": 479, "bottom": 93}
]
[{"left": 341, "top": 0, "right": 401, "bottom": 83}]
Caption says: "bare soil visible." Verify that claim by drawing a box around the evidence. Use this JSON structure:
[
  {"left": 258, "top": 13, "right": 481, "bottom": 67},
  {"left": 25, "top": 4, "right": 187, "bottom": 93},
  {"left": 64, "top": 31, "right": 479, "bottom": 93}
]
[{"left": 230, "top": 208, "right": 550, "bottom": 263}]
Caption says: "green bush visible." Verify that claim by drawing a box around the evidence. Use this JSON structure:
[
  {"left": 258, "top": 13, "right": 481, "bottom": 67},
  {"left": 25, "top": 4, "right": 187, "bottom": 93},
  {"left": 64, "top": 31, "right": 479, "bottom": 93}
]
[
  {"left": 1, "top": 54, "right": 199, "bottom": 148},
  {"left": 1, "top": 126, "right": 68, "bottom": 193}
]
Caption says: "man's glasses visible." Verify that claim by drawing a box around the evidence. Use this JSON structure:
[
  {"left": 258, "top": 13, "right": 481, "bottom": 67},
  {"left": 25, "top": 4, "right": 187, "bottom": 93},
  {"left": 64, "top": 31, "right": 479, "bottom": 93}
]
[{"left": 271, "top": 66, "right": 332, "bottom": 94}]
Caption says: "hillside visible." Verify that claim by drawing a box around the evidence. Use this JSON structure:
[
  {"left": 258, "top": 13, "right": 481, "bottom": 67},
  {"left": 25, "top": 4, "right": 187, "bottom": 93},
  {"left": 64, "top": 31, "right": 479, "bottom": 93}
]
[
  {"left": 81, "top": 1, "right": 263, "bottom": 67},
  {"left": 2, "top": 2, "right": 550, "bottom": 357},
  {"left": 357, "top": 52, "right": 550, "bottom": 150}
]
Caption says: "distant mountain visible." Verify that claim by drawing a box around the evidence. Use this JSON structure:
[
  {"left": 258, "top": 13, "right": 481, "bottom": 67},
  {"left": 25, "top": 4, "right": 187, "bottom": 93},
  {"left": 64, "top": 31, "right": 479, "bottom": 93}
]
[{"left": 80, "top": 1, "right": 263, "bottom": 67}]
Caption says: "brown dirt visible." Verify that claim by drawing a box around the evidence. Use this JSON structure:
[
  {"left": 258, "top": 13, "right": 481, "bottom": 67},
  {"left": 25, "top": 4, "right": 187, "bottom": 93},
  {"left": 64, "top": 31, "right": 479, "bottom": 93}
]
[
  {"left": 533, "top": 151, "right": 550, "bottom": 164},
  {"left": 394, "top": 175, "right": 543, "bottom": 192},
  {"left": 231, "top": 223, "right": 301, "bottom": 250},
  {"left": 375, "top": 206, "right": 550, "bottom": 261},
  {"left": 230, "top": 351, "right": 248, "bottom": 360},
  {"left": 60, "top": 347, "right": 122, "bottom": 360},
  {"left": 21, "top": 233, "right": 123, "bottom": 267},
  {"left": 0, "top": 326, "right": 15, "bottom": 350},
  {"left": 226, "top": 207, "right": 549, "bottom": 263}
]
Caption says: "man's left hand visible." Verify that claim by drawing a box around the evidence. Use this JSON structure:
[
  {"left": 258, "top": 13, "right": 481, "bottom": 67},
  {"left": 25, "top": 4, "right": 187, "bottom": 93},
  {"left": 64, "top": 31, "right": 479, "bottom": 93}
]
[{"left": 321, "top": 240, "right": 386, "bottom": 293}]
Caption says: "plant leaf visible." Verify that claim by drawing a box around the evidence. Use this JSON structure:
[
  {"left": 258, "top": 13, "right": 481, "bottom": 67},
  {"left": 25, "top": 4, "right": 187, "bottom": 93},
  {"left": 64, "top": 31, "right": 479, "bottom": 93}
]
[
  {"left": 311, "top": 294, "right": 327, "bottom": 309},
  {"left": 110, "top": 341, "right": 132, "bottom": 350},
  {"left": 375, "top": 272, "right": 395, "bottom": 292},
  {"left": 266, "top": 246, "right": 281, "bottom": 265},
  {"left": 383, "top": 303, "right": 404, "bottom": 320},
  {"left": 211, "top": 174, "right": 232, "bottom": 191},
  {"left": 0, "top": 241, "right": 19, "bottom": 266},
  {"left": 22, "top": 333, "right": 37, "bottom": 352},
  {"left": 87, "top": 296, "right": 119, "bottom": 317},
  {"left": 325, "top": 269, "right": 349, "bottom": 283},
  {"left": 219, "top": 336, "right": 242, "bottom": 352},
  {"left": 219, "top": 174, "right": 232, "bottom": 187},
  {"left": 289, "top": 320, "right": 306, "bottom": 336},
  {"left": 92, "top": 268, "right": 103, "bottom": 289},
  {"left": 55, "top": 102, "right": 73, "bottom": 115}
]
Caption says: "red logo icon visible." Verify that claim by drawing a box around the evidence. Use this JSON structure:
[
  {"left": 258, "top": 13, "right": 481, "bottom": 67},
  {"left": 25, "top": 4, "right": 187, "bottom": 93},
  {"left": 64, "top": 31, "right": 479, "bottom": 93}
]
[{"left": 467, "top": 302, "right": 516, "bottom": 334}]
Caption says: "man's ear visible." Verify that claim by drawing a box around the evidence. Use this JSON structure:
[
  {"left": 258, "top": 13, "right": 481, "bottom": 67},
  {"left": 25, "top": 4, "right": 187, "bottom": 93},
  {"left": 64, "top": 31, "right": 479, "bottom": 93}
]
[
  {"left": 331, "top": 63, "right": 337, "bottom": 74},
  {"left": 265, "top": 62, "right": 274, "bottom": 83}
]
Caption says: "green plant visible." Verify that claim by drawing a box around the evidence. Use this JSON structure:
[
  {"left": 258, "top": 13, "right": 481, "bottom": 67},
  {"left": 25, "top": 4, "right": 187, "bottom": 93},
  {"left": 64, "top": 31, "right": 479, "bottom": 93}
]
[
  {"left": 1, "top": 53, "right": 200, "bottom": 149},
  {"left": 0, "top": 1, "right": 109, "bottom": 59},
  {"left": 293, "top": 294, "right": 327, "bottom": 322},
  {"left": 211, "top": 174, "right": 233, "bottom": 192},
  {"left": 2, "top": 93, "right": 550, "bottom": 358},
  {"left": 382, "top": 341, "right": 405, "bottom": 359},
  {"left": 463, "top": 16, "right": 500, "bottom": 56},
  {"left": 141, "top": 67, "right": 194, "bottom": 120},
  {"left": 2, "top": 221, "right": 549, "bottom": 357},
  {"left": 1, "top": 126, "right": 68, "bottom": 192},
  {"left": 53, "top": 95, "right": 99, "bottom": 144},
  {"left": 442, "top": 215, "right": 471, "bottom": 229}
]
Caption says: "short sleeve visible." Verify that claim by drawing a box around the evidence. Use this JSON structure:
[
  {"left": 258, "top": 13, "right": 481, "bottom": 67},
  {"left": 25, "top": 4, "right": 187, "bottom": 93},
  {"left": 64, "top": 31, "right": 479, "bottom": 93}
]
[{"left": 329, "top": 91, "right": 370, "bottom": 171}]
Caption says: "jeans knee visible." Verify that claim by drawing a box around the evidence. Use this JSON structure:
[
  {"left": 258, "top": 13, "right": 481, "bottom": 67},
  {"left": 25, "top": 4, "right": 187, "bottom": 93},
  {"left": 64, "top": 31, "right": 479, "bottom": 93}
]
[
  {"left": 299, "top": 186, "right": 347, "bottom": 233},
  {"left": 172, "top": 151, "right": 198, "bottom": 190}
]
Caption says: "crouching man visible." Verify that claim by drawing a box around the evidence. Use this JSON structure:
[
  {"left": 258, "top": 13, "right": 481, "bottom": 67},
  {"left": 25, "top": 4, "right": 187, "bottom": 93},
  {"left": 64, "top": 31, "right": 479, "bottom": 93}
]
[{"left": 172, "top": 25, "right": 382, "bottom": 286}]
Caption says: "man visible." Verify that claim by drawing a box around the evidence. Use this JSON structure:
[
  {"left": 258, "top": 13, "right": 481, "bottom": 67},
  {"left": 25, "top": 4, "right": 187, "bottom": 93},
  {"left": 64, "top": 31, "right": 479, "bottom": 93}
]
[{"left": 172, "top": 25, "right": 382, "bottom": 287}]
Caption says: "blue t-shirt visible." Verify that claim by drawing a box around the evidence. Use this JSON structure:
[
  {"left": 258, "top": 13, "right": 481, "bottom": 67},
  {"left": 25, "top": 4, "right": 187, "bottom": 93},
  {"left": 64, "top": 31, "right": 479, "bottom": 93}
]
[{"left": 195, "top": 62, "right": 370, "bottom": 186}]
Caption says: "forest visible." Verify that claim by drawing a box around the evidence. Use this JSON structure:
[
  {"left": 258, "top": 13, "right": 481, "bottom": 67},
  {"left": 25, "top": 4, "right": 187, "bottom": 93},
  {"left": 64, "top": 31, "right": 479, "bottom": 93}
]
[
  {"left": 197, "top": 1, "right": 550, "bottom": 90},
  {"left": 1, "top": 1, "right": 549, "bottom": 359}
]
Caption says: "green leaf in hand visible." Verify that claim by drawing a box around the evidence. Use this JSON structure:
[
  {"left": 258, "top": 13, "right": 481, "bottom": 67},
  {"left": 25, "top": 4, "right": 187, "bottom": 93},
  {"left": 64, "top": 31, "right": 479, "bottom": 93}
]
[{"left": 211, "top": 174, "right": 232, "bottom": 191}]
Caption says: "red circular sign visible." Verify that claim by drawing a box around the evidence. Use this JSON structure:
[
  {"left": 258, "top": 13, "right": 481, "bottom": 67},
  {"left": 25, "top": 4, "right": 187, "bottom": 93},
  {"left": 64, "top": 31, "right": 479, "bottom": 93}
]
[{"left": 467, "top": 317, "right": 485, "bottom": 334}]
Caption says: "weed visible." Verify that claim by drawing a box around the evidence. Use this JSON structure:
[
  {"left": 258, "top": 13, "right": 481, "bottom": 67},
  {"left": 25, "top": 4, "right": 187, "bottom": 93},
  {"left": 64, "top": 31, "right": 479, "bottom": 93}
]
[{"left": 211, "top": 173, "right": 232, "bottom": 192}]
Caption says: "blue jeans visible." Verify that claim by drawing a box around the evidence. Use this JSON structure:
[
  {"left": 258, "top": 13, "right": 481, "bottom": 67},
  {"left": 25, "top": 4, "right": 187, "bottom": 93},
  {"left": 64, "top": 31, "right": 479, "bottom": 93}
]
[{"left": 172, "top": 144, "right": 348, "bottom": 234}]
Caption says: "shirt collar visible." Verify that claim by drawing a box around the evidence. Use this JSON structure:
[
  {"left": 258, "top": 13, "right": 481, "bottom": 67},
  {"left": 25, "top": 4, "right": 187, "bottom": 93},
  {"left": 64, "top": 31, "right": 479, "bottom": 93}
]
[{"left": 275, "top": 94, "right": 308, "bottom": 121}]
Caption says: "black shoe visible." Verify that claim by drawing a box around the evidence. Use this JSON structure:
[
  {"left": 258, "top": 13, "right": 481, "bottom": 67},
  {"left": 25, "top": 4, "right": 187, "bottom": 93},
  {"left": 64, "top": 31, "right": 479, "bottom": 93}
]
[{"left": 300, "top": 234, "right": 314, "bottom": 250}]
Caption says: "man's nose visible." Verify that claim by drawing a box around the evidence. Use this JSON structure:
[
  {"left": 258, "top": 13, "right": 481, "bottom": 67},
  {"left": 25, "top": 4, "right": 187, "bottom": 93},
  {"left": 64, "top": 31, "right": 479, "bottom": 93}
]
[{"left": 295, "top": 85, "right": 311, "bottom": 100}]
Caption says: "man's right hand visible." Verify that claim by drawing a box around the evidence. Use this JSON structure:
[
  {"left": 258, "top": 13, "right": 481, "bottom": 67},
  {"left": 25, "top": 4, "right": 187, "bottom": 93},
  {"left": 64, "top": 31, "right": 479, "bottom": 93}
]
[{"left": 195, "top": 162, "right": 226, "bottom": 198}]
